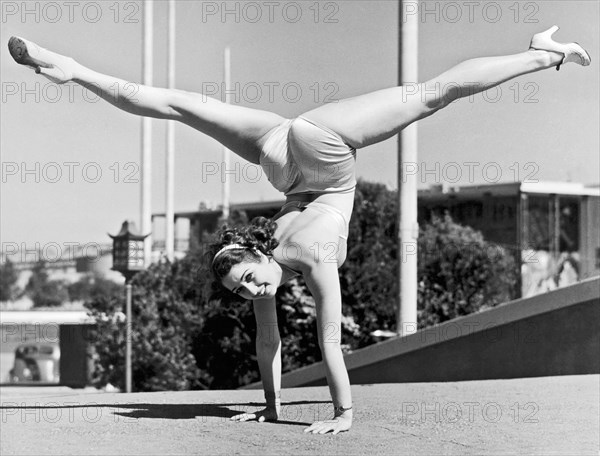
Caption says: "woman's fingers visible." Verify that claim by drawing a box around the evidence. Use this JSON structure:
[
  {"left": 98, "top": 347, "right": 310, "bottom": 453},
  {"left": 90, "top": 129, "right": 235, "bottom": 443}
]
[
  {"left": 304, "top": 421, "right": 322, "bottom": 433},
  {"left": 304, "top": 420, "right": 333, "bottom": 434},
  {"left": 230, "top": 409, "right": 275, "bottom": 423},
  {"left": 230, "top": 412, "right": 257, "bottom": 422},
  {"left": 304, "top": 418, "right": 350, "bottom": 435},
  {"left": 233, "top": 413, "right": 347, "bottom": 433}
]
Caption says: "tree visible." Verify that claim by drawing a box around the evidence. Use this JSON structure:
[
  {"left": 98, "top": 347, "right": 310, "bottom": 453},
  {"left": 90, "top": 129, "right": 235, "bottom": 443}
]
[
  {"left": 25, "top": 261, "right": 69, "bottom": 307},
  {"left": 85, "top": 258, "right": 208, "bottom": 391},
  {"left": 339, "top": 180, "right": 518, "bottom": 342},
  {"left": 417, "top": 214, "right": 518, "bottom": 328},
  {"left": 68, "top": 274, "right": 123, "bottom": 303},
  {"left": 0, "top": 259, "right": 20, "bottom": 301}
]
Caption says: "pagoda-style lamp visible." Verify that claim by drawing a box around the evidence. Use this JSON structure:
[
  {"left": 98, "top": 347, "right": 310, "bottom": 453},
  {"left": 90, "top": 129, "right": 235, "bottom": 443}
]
[{"left": 109, "top": 220, "right": 150, "bottom": 393}]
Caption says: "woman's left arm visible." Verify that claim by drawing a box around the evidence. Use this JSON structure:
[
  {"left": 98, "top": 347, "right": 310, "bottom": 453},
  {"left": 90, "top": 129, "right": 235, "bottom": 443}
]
[{"left": 302, "top": 260, "right": 353, "bottom": 434}]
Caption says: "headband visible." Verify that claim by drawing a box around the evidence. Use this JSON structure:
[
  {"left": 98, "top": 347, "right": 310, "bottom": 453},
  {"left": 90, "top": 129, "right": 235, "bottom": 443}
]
[{"left": 211, "top": 243, "right": 247, "bottom": 266}]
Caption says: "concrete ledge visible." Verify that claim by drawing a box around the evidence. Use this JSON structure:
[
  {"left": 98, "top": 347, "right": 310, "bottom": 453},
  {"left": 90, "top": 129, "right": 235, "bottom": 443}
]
[{"left": 243, "top": 277, "right": 599, "bottom": 389}]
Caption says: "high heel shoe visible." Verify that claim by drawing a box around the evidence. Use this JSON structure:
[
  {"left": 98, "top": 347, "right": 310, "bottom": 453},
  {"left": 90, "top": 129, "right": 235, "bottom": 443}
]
[
  {"left": 529, "top": 25, "right": 591, "bottom": 71},
  {"left": 8, "top": 36, "right": 75, "bottom": 84}
]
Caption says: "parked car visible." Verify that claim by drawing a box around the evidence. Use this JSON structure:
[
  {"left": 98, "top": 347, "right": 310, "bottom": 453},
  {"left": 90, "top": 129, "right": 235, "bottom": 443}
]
[{"left": 9, "top": 343, "right": 60, "bottom": 383}]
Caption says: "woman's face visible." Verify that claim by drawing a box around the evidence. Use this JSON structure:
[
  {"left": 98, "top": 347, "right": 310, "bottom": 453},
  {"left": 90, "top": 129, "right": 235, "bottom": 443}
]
[{"left": 221, "top": 252, "right": 281, "bottom": 301}]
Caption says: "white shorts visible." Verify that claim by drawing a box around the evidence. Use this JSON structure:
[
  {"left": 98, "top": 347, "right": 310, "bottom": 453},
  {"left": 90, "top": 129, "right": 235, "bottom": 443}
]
[{"left": 259, "top": 116, "right": 357, "bottom": 196}]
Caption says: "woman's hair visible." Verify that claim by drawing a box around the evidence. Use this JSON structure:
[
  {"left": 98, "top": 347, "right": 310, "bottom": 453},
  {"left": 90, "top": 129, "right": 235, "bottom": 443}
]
[{"left": 207, "top": 216, "right": 279, "bottom": 301}]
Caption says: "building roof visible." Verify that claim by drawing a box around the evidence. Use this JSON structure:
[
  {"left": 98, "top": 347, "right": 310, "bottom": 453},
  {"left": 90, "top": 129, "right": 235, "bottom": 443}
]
[
  {"left": 419, "top": 181, "right": 600, "bottom": 200},
  {"left": 152, "top": 199, "right": 286, "bottom": 219},
  {"left": 155, "top": 182, "right": 600, "bottom": 219}
]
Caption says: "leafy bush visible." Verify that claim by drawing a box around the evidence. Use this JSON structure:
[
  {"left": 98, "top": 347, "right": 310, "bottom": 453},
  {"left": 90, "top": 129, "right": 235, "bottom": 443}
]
[
  {"left": 340, "top": 181, "right": 518, "bottom": 337},
  {"left": 68, "top": 274, "right": 123, "bottom": 302},
  {"left": 0, "top": 259, "right": 20, "bottom": 301},
  {"left": 417, "top": 214, "right": 518, "bottom": 328},
  {"left": 25, "top": 261, "right": 69, "bottom": 307},
  {"left": 190, "top": 297, "right": 257, "bottom": 389},
  {"left": 85, "top": 258, "right": 207, "bottom": 391}
]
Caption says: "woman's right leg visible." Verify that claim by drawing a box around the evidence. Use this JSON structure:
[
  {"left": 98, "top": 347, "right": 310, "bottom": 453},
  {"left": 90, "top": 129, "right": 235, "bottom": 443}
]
[
  {"left": 301, "top": 26, "right": 589, "bottom": 150},
  {"left": 9, "top": 37, "right": 284, "bottom": 164},
  {"left": 302, "top": 50, "right": 563, "bottom": 149}
]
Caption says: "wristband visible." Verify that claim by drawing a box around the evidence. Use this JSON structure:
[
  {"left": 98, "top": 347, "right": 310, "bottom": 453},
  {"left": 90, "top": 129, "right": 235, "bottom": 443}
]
[{"left": 334, "top": 405, "right": 352, "bottom": 414}]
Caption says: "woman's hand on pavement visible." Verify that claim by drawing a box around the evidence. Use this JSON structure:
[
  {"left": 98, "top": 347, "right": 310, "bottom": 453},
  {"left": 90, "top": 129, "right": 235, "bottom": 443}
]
[
  {"left": 230, "top": 406, "right": 279, "bottom": 423},
  {"left": 303, "top": 412, "right": 352, "bottom": 435}
]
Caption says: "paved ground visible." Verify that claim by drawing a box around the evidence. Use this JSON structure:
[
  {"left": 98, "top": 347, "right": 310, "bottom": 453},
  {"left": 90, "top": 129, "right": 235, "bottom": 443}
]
[{"left": 1, "top": 375, "right": 598, "bottom": 455}]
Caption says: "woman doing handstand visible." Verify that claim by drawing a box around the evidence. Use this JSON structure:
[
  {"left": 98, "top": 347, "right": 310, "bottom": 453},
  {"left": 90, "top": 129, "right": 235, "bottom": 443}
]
[{"left": 8, "top": 26, "right": 590, "bottom": 435}]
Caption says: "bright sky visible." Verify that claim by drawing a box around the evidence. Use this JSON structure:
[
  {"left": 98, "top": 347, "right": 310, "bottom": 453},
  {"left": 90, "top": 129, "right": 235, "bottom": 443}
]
[{"left": 1, "top": 1, "right": 598, "bottom": 253}]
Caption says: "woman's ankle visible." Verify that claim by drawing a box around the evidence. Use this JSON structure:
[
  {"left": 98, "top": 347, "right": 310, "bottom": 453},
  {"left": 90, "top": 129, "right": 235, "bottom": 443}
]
[
  {"left": 69, "top": 60, "right": 86, "bottom": 81},
  {"left": 527, "top": 49, "right": 562, "bottom": 69}
]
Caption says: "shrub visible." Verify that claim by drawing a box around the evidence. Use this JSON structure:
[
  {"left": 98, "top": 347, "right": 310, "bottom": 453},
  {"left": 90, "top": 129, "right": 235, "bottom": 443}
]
[
  {"left": 85, "top": 258, "right": 208, "bottom": 391},
  {"left": 68, "top": 274, "right": 123, "bottom": 302},
  {"left": 25, "top": 261, "right": 69, "bottom": 307},
  {"left": 0, "top": 259, "right": 20, "bottom": 301},
  {"left": 417, "top": 214, "right": 518, "bottom": 327}
]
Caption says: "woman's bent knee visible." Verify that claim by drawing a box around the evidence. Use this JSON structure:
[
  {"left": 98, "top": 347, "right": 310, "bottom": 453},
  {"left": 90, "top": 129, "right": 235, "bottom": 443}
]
[{"left": 419, "top": 81, "right": 454, "bottom": 112}]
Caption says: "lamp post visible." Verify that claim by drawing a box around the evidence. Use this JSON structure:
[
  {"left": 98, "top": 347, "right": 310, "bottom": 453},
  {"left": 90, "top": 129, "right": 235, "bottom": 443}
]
[{"left": 109, "top": 220, "right": 149, "bottom": 393}]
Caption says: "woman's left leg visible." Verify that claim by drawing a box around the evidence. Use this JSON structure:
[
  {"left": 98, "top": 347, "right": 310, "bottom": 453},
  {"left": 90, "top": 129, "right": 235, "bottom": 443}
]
[{"left": 302, "top": 50, "right": 562, "bottom": 149}]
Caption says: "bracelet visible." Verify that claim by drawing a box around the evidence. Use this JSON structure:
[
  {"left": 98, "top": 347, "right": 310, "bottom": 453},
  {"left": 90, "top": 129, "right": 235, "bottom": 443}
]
[{"left": 334, "top": 405, "right": 352, "bottom": 414}]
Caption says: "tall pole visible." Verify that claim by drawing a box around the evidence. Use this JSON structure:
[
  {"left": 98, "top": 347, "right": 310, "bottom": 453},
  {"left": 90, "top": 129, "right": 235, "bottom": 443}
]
[
  {"left": 397, "top": 1, "right": 419, "bottom": 336},
  {"left": 222, "top": 47, "right": 231, "bottom": 220},
  {"left": 165, "top": 0, "right": 176, "bottom": 261},
  {"left": 125, "top": 278, "right": 132, "bottom": 393},
  {"left": 141, "top": 0, "right": 153, "bottom": 266}
]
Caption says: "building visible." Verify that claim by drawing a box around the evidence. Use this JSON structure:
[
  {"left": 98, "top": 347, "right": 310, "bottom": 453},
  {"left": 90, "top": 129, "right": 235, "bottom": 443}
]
[
  {"left": 418, "top": 182, "right": 600, "bottom": 297},
  {"left": 151, "top": 200, "right": 286, "bottom": 254}
]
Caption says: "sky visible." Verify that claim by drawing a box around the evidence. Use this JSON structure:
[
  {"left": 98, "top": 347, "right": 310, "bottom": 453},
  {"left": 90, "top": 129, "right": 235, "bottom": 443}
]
[{"left": 1, "top": 0, "right": 598, "bottom": 256}]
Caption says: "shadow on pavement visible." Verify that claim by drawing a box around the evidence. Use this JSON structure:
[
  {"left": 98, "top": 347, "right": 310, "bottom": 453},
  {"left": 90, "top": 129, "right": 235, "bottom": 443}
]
[{"left": 0, "top": 400, "right": 330, "bottom": 426}]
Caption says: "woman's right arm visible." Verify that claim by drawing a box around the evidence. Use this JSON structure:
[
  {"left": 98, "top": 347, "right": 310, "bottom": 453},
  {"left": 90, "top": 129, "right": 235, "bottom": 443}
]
[
  {"left": 254, "top": 297, "right": 282, "bottom": 411},
  {"left": 231, "top": 297, "right": 282, "bottom": 423}
]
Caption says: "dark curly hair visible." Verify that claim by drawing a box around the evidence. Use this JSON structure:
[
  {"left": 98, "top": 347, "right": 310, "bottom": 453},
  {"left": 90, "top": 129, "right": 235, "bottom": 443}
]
[{"left": 206, "top": 216, "right": 279, "bottom": 301}]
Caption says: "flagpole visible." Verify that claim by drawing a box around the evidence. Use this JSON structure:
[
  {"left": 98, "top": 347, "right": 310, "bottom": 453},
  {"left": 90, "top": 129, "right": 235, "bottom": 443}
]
[
  {"left": 141, "top": 0, "right": 153, "bottom": 265},
  {"left": 397, "top": 0, "right": 419, "bottom": 336},
  {"left": 165, "top": 0, "right": 176, "bottom": 261},
  {"left": 222, "top": 46, "right": 231, "bottom": 220}
]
